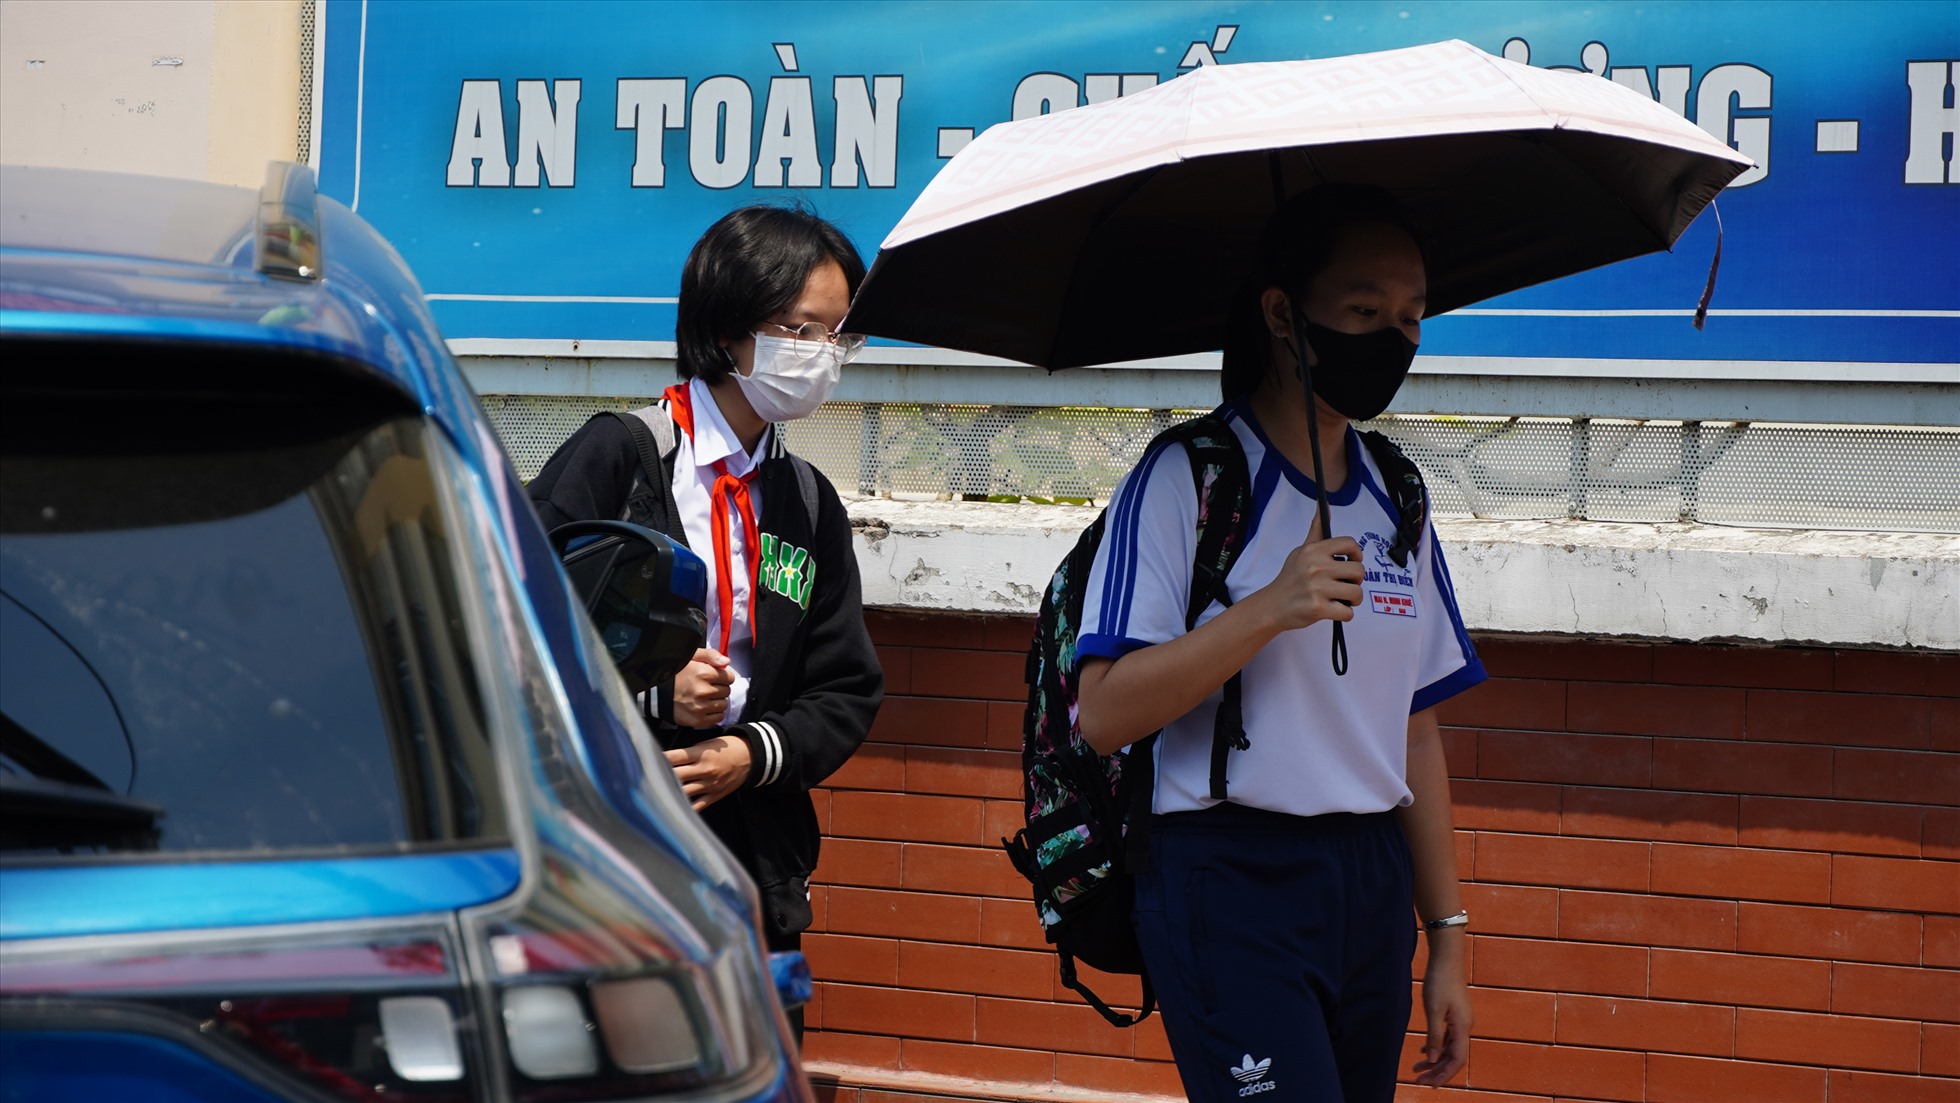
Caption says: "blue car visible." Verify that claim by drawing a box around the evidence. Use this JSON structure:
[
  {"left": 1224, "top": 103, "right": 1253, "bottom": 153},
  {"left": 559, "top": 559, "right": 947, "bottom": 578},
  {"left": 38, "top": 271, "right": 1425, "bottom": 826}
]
[{"left": 0, "top": 163, "right": 812, "bottom": 1103}]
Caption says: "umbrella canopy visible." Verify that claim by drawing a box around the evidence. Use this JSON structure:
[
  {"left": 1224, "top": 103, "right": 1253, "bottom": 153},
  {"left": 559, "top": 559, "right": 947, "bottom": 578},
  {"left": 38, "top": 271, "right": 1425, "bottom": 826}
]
[{"left": 843, "top": 39, "right": 1753, "bottom": 369}]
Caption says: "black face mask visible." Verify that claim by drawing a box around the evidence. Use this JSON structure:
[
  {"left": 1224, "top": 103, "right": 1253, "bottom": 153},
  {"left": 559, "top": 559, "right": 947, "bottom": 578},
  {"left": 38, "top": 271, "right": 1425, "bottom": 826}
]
[{"left": 1294, "top": 320, "right": 1418, "bottom": 422}]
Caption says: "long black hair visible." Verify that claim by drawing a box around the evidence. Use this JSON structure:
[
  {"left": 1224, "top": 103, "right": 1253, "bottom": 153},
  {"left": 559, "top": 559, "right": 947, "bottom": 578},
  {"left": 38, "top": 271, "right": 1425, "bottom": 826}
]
[
  {"left": 675, "top": 205, "right": 867, "bottom": 383},
  {"left": 1219, "top": 185, "right": 1422, "bottom": 402}
]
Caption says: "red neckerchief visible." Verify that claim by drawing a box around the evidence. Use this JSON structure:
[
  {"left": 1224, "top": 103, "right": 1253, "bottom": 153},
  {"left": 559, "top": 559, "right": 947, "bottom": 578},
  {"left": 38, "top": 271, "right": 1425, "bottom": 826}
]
[{"left": 665, "top": 384, "right": 760, "bottom": 655}]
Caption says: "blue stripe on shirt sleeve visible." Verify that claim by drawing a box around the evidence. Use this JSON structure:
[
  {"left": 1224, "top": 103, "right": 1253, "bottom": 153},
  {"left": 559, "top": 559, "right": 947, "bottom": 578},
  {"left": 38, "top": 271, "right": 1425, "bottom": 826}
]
[
  {"left": 1076, "top": 633, "right": 1152, "bottom": 666},
  {"left": 1107, "top": 439, "right": 1176, "bottom": 638}
]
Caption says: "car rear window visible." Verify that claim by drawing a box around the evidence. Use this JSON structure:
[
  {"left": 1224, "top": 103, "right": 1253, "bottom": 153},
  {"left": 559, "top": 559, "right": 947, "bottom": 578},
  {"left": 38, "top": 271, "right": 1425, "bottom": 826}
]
[{"left": 1, "top": 352, "right": 507, "bottom": 858}]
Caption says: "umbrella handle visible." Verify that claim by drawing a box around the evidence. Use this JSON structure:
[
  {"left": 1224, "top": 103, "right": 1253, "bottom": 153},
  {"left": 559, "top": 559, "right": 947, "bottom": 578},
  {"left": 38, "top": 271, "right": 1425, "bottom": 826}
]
[{"left": 1289, "top": 315, "right": 1351, "bottom": 678}]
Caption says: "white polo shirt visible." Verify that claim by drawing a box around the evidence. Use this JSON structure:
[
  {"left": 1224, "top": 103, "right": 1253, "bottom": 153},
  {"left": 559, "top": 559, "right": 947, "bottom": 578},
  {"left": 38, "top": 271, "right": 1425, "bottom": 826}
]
[
  {"left": 670, "top": 377, "right": 769, "bottom": 722},
  {"left": 1077, "top": 402, "right": 1485, "bottom": 818}
]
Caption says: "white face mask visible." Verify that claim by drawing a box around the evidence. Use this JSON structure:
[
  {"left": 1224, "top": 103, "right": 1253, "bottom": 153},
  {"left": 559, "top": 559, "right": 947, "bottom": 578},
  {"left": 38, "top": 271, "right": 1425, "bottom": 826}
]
[{"left": 734, "top": 333, "right": 843, "bottom": 422}]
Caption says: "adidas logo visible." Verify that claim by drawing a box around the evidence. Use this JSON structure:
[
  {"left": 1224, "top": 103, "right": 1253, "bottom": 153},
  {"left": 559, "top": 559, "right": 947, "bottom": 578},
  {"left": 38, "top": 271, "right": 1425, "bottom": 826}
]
[{"left": 1231, "top": 1054, "right": 1275, "bottom": 1096}]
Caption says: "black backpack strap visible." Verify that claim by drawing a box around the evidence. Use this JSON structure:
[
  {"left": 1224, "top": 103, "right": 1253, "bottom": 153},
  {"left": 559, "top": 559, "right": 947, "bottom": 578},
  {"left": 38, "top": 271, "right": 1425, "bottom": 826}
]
[
  {"left": 605, "top": 406, "right": 687, "bottom": 544},
  {"left": 1358, "top": 429, "right": 1428, "bottom": 568},
  {"left": 1059, "top": 950, "right": 1156, "bottom": 1028},
  {"left": 1164, "top": 414, "right": 1255, "bottom": 802}
]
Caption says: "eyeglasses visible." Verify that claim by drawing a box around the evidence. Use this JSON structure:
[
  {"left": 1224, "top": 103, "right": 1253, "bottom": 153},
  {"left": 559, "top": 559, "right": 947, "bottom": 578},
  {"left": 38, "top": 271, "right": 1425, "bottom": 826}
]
[{"left": 759, "top": 321, "right": 867, "bottom": 359}]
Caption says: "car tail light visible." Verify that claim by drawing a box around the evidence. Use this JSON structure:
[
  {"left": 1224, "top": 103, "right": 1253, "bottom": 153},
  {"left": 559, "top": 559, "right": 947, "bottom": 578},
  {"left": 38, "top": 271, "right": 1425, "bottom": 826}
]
[{"left": 0, "top": 930, "right": 478, "bottom": 1101}]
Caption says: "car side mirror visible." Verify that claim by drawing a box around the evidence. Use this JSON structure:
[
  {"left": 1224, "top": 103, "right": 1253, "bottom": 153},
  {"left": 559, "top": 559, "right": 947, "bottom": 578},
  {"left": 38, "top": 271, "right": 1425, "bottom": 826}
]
[{"left": 549, "top": 521, "right": 708, "bottom": 696}]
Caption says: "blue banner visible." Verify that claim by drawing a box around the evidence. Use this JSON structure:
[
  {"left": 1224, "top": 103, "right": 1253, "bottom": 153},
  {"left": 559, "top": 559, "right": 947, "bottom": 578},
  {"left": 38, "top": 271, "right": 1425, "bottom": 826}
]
[{"left": 317, "top": 0, "right": 1958, "bottom": 366}]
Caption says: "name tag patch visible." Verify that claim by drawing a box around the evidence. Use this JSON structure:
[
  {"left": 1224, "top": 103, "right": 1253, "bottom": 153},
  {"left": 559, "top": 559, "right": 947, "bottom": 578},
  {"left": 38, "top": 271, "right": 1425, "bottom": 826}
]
[{"left": 1369, "top": 590, "right": 1417, "bottom": 617}]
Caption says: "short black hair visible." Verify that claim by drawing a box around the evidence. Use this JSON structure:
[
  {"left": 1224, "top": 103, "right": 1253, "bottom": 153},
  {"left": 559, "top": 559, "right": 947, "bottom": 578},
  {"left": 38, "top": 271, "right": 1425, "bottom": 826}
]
[
  {"left": 675, "top": 205, "right": 867, "bottom": 383},
  {"left": 1219, "top": 185, "right": 1422, "bottom": 401}
]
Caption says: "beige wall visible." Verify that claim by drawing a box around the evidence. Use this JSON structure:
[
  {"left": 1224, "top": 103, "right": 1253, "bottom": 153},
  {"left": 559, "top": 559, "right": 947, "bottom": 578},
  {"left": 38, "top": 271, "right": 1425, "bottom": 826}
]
[{"left": 0, "top": 0, "right": 301, "bottom": 187}]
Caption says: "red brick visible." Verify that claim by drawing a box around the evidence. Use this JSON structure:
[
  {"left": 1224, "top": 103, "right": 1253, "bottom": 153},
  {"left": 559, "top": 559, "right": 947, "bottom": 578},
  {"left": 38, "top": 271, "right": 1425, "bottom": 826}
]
[
  {"left": 1830, "top": 1070, "right": 1960, "bottom": 1103},
  {"left": 825, "top": 744, "right": 907, "bottom": 791},
  {"left": 1434, "top": 678, "right": 1565, "bottom": 732},
  {"left": 824, "top": 983, "right": 976, "bottom": 1042},
  {"left": 898, "top": 1039, "right": 1053, "bottom": 1085},
  {"left": 1928, "top": 808, "right": 1960, "bottom": 861},
  {"left": 1474, "top": 833, "right": 1649, "bottom": 892},
  {"left": 1472, "top": 936, "right": 1648, "bottom": 997},
  {"left": 985, "top": 700, "right": 1026, "bottom": 752},
  {"left": 905, "top": 747, "right": 1021, "bottom": 799},
  {"left": 979, "top": 616, "right": 1036, "bottom": 654},
  {"left": 1451, "top": 780, "right": 1563, "bottom": 834},
  {"left": 1929, "top": 916, "right": 1960, "bottom": 968},
  {"left": 1132, "top": 1014, "right": 1174, "bottom": 1062},
  {"left": 981, "top": 799, "right": 1025, "bottom": 850},
  {"left": 1739, "top": 796, "right": 1922, "bottom": 857},
  {"left": 868, "top": 696, "right": 989, "bottom": 749},
  {"left": 1389, "top": 1085, "right": 1541, "bottom": 1103},
  {"left": 826, "top": 887, "right": 980, "bottom": 943},
  {"left": 897, "top": 942, "right": 1054, "bottom": 1001},
  {"left": 1650, "top": 842, "right": 1832, "bottom": 904},
  {"left": 1837, "top": 747, "right": 1960, "bottom": 807},
  {"left": 803, "top": 934, "right": 901, "bottom": 986},
  {"left": 910, "top": 648, "right": 1024, "bottom": 701},
  {"left": 1559, "top": 890, "right": 1736, "bottom": 951},
  {"left": 1053, "top": 1053, "right": 1184, "bottom": 1097},
  {"left": 1479, "top": 731, "right": 1651, "bottom": 788},
  {"left": 1441, "top": 726, "right": 1476, "bottom": 776},
  {"left": 1556, "top": 994, "right": 1735, "bottom": 1057},
  {"left": 1475, "top": 637, "right": 1653, "bottom": 683},
  {"left": 1460, "top": 884, "right": 1560, "bottom": 939},
  {"left": 831, "top": 792, "right": 985, "bottom": 845},
  {"left": 803, "top": 1030, "right": 901, "bottom": 1069},
  {"left": 875, "top": 646, "right": 913, "bottom": 696},
  {"left": 1749, "top": 689, "right": 1932, "bottom": 749},
  {"left": 1835, "top": 854, "right": 1960, "bottom": 915},
  {"left": 1934, "top": 699, "right": 1960, "bottom": 753},
  {"left": 1836, "top": 649, "right": 1960, "bottom": 697},
  {"left": 1465, "top": 1038, "right": 1644, "bottom": 1101},
  {"left": 814, "top": 838, "right": 905, "bottom": 889},
  {"left": 1653, "top": 643, "right": 1834, "bottom": 690},
  {"left": 1925, "top": 1023, "right": 1960, "bottom": 1077},
  {"left": 1458, "top": 986, "right": 1555, "bottom": 1044},
  {"left": 813, "top": 789, "right": 833, "bottom": 835},
  {"left": 809, "top": 884, "right": 829, "bottom": 933},
  {"left": 979, "top": 896, "right": 1048, "bottom": 952},
  {"left": 1737, "top": 1007, "right": 1921, "bottom": 1072},
  {"left": 1645, "top": 1053, "right": 1826, "bottom": 1103},
  {"left": 1570, "top": 681, "right": 1746, "bottom": 740},
  {"left": 901, "top": 842, "right": 1026, "bottom": 900},
  {"left": 1563, "top": 786, "right": 1738, "bottom": 844},
  {"left": 975, "top": 997, "right": 1132, "bottom": 1059},
  {"left": 1737, "top": 902, "right": 1922, "bottom": 965},
  {"left": 868, "top": 611, "right": 982, "bottom": 649},
  {"left": 1653, "top": 738, "right": 1834, "bottom": 797},
  {"left": 1834, "top": 962, "right": 1960, "bottom": 1024},
  {"left": 1650, "top": 948, "right": 1832, "bottom": 1011}
]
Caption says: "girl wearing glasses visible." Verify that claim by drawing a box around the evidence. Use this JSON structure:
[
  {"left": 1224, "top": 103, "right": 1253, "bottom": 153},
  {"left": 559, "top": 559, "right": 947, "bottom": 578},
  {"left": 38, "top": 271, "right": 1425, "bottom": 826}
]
[{"left": 528, "top": 207, "right": 883, "bottom": 1026}]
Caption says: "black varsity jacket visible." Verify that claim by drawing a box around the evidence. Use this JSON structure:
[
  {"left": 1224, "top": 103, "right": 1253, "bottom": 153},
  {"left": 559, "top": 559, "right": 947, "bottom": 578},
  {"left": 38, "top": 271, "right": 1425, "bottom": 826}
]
[{"left": 528, "top": 404, "right": 883, "bottom": 940}]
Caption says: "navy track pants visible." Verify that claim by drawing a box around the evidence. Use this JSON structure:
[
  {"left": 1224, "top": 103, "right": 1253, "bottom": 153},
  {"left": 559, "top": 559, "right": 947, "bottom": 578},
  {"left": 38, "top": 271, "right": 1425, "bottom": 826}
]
[{"left": 1132, "top": 803, "right": 1416, "bottom": 1103}]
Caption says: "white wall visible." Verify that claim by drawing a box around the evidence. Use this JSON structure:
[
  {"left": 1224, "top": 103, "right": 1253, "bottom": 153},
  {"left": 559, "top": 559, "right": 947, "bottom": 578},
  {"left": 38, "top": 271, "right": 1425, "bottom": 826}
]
[{"left": 0, "top": 0, "right": 300, "bottom": 186}]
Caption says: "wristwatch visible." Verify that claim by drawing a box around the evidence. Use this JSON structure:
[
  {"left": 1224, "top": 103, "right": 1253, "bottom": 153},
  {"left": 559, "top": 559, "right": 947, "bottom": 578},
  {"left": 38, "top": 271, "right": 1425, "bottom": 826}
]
[{"left": 1423, "top": 909, "right": 1470, "bottom": 932}]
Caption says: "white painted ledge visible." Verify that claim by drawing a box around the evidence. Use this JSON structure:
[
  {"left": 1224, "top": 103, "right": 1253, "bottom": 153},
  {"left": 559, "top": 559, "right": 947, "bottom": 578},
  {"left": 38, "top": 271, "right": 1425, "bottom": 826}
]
[{"left": 844, "top": 498, "right": 1960, "bottom": 651}]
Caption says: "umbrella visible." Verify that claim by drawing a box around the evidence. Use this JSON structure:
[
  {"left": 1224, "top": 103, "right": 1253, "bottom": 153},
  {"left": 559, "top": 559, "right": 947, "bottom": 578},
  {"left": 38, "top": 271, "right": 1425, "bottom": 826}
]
[{"left": 842, "top": 39, "right": 1753, "bottom": 369}]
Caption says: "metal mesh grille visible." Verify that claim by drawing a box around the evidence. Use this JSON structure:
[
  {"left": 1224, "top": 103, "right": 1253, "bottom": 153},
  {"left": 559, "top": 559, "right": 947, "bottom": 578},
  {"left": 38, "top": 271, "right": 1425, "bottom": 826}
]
[
  {"left": 297, "top": 0, "right": 315, "bottom": 163},
  {"left": 481, "top": 395, "right": 1960, "bottom": 534}
]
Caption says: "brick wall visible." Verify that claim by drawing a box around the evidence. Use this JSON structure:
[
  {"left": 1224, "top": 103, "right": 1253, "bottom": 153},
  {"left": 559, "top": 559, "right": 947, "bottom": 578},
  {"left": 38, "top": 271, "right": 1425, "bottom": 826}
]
[{"left": 804, "top": 611, "right": 1960, "bottom": 1103}]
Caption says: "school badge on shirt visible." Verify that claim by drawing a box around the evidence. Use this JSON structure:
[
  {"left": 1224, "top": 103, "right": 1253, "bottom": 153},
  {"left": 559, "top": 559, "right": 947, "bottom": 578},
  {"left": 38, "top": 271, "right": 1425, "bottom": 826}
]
[{"left": 1359, "top": 531, "right": 1417, "bottom": 617}]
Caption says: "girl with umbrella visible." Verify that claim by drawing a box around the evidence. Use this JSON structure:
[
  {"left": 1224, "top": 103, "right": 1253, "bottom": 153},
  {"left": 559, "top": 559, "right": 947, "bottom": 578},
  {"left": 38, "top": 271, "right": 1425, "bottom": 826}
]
[{"left": 1072, "top": 187, "right": 1482, "bottom": 1101}]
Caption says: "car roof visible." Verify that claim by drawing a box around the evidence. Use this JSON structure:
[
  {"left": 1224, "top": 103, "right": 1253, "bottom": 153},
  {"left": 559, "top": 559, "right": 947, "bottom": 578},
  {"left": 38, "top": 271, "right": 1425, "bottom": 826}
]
[{"left": 0, "top": 163, "right": 458, "bottom": 414}]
